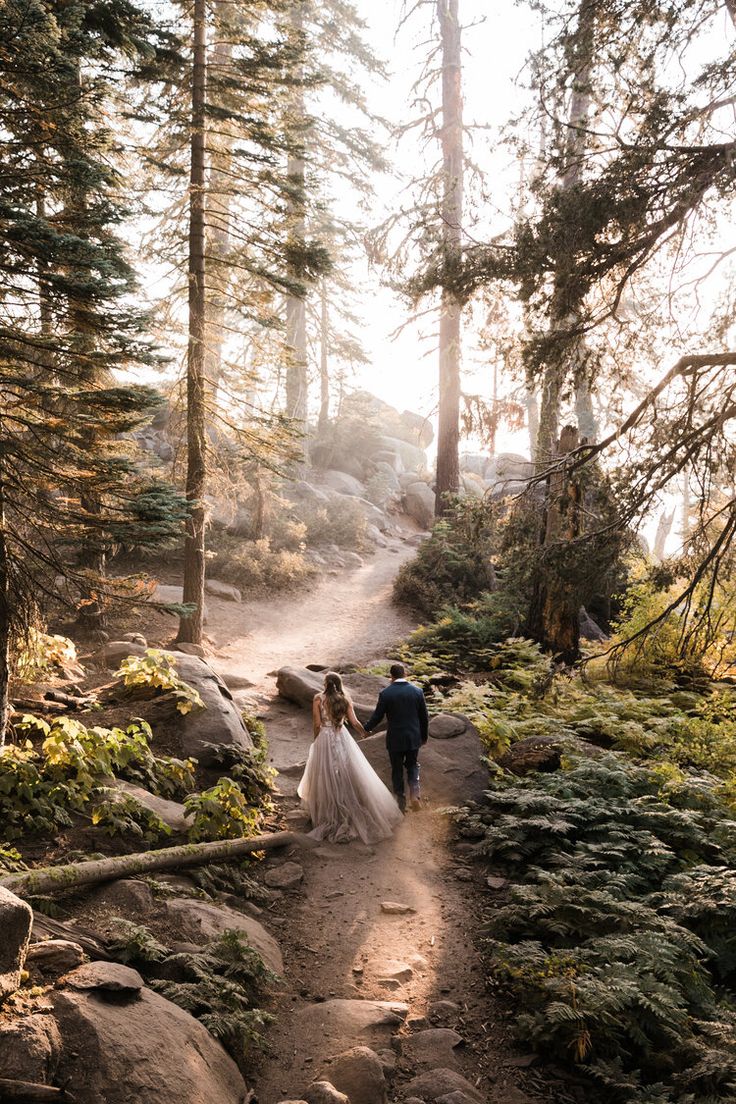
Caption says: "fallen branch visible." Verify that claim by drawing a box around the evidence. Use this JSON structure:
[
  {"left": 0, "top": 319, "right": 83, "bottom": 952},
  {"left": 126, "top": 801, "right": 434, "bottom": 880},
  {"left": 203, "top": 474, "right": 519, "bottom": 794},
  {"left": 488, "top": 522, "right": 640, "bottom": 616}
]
[
  {"left": 0, "top": 1080, "right": 75, "bottom": 1102},
  {"left": 1, "top": 831, "right": 307, "bottom": 899}
]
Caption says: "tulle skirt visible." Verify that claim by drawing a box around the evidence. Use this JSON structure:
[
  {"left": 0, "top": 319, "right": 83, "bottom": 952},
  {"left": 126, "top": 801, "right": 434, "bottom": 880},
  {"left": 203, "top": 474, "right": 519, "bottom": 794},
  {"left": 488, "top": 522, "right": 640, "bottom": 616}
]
[{"left": 297, "top": 724, "right": 403, "bottom": 845}]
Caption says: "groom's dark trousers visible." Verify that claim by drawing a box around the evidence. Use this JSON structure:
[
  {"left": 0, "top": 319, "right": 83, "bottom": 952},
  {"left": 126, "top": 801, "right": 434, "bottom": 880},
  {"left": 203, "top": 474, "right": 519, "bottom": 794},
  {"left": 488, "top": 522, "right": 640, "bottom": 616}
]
[{"left": 364, "top": 680, "right": 429, "bottom": 810}]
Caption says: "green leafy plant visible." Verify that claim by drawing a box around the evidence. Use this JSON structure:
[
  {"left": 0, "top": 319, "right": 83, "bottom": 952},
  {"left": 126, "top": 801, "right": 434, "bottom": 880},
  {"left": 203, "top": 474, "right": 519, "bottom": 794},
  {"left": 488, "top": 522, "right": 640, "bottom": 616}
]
[
  {"left": 185, "top": 778, "right": 262, "bottom": 841},
  {"left": 15, "top": 630, "right": 79, "bottom": 683},
  {"left": 90, "top": 793, "right": 169, "bottom": 842},
  {"left": 117, "top": 649, "right": 204, "bottom": 714}
]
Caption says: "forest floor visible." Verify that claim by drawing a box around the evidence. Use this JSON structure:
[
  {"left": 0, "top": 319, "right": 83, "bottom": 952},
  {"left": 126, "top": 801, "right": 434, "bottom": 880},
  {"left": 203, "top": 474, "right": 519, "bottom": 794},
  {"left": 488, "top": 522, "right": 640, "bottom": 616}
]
[{"left": 199, "top": 535, "right": 545, "bottom": 1104}]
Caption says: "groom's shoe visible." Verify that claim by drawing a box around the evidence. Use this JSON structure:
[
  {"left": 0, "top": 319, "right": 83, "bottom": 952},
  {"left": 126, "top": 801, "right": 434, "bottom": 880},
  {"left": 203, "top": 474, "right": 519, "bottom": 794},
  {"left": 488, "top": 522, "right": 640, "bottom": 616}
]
[{"left": 410, "top": 795, "right": 421, "bottom": 811}]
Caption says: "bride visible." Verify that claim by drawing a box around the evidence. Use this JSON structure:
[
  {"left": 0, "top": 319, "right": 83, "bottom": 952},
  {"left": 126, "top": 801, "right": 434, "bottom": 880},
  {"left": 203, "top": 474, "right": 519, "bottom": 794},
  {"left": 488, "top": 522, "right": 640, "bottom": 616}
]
[{"left": 297, "top": 672, "right": 403, "bottom": 845}]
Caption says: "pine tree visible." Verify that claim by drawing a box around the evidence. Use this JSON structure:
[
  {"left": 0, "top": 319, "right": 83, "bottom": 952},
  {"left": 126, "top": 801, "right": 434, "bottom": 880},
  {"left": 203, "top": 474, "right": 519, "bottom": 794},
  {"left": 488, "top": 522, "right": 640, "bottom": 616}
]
[{"left": 0, "top": 0, "right": 186, "bottom": 735}]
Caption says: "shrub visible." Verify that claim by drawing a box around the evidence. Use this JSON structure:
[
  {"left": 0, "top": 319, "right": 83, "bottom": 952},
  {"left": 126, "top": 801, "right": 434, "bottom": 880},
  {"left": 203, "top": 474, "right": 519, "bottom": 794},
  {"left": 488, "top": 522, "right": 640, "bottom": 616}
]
[
  {"left": 15, "top": 630, "right": 78, "bottom": 683},
  {"left": 460, "top": 752, "right": 736, "bottom": 1102},
  {"left": 394, "top": 496, "right": 498, "bottom": 617},
  {"left": 1, "top": 714, "right": 195, "bottom": 840},
  {"left": 210, "top": 536, "right": 315, "bottom": 593},
  {"left": 293, "top": 497, "right": 369, "bottom": 551},
  {"left": 117, "top": 649, "right": 204, "bottom": 715},
  {"left": 404, "top": 595, "right": 527, "bottom": 671}
]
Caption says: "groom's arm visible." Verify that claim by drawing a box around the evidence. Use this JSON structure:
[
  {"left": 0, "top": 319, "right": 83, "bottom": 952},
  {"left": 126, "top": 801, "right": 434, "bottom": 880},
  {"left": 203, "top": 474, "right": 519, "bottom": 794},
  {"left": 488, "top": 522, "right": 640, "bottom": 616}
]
[
  {"left": 363, "top": 691, "right": 386, "bottom": 733},
  {"left": 417, "top": 690, "right": 429, "bottom": 743}
]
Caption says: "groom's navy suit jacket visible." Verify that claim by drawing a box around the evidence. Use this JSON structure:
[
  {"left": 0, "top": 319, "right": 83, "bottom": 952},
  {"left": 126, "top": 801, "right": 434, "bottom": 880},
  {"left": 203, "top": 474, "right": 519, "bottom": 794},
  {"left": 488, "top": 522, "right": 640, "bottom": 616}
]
[{"left": 364, "top": 680, "right": 429, "bottom": 754}]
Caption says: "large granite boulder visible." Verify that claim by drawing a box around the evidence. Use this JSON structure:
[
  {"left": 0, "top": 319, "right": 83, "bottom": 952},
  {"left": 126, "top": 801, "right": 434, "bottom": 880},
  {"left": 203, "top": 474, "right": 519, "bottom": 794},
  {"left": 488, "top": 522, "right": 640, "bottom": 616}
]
[
  {"left": 486, "top": 453, "right": 533, "bottom": 489},
  {"left": 164, "top": 897, "right": 283, "bottom": 974},
  {"left": 166, "top": 653, "right": 254, "bottom": 765},
  {"left": 400, "top": 409, "right": 434, "bottom": 449},
  {"left": 322, "top": 470, "right": 366, "bottom": 497},
  {"left": 106, "top": 780, "right": 192, "bottom": 833},
  {"left": 0, "top": 1013, "right": 62, "bottom": 1083},
  {"left": 0, "top": 887, "right": 33, "bottom": 999},
  {"left": 51, "top": 982, "right": 248, "bottom": 1104},
  {"left": 373, "top": 435, "right": 427, "bottom": 473},
  {"left": 276, "top": 667, "right": 390, "bottom": 726},
  {"left": 404, "top": 482, "right": 435, "bottom": 529}
]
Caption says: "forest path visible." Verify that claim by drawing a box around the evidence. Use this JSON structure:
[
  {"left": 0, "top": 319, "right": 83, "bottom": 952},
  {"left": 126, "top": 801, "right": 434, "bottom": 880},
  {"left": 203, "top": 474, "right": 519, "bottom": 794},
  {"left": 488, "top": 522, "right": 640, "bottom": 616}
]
[{"left": 203, "top": 536, "right": 531, "bottom": 1104}]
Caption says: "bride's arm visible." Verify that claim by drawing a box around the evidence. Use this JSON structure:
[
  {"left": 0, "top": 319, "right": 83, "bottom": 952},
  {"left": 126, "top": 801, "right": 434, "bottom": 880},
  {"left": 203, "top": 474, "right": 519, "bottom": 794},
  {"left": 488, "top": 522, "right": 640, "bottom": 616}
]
[
  {"left": 347, "top": 702, "right": 368, "bottom": 740},
  {"left": 312, "top": 695, "right": 322, "bottom": 738}
]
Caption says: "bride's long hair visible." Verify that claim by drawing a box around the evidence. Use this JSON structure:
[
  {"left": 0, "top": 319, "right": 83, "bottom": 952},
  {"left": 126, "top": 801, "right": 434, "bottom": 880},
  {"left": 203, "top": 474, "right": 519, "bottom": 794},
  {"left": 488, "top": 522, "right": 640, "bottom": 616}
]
[{"left": 323, "top": 672, "right": 350, "bottom": 726}]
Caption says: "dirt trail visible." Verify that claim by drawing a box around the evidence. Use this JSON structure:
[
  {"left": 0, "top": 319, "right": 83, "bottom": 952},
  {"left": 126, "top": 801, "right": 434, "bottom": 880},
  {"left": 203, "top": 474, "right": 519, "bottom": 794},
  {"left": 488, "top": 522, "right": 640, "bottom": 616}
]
[{"left": 203, "top": 538, "right": 533, "bottom": 1104}]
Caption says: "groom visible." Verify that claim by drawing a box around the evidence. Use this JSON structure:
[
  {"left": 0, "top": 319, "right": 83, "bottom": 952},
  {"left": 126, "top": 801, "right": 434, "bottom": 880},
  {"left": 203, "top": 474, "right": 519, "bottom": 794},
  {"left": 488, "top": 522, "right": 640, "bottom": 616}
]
[{"left": 364, "top": 663, "right": 429, "bottom": 813}]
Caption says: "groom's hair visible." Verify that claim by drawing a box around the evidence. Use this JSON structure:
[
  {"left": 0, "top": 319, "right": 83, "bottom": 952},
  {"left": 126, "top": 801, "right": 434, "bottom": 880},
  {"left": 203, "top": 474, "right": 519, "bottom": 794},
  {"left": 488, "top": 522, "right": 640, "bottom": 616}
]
[{"left": 390, "top": 663, "right": 406, "bottom": 680}]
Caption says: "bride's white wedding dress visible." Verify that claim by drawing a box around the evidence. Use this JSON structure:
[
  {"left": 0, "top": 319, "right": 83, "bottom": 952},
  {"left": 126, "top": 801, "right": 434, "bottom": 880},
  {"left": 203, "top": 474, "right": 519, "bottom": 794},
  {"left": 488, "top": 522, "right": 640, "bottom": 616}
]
[{"left": 298, "top": 697, "right": 403, "bottom": 845}]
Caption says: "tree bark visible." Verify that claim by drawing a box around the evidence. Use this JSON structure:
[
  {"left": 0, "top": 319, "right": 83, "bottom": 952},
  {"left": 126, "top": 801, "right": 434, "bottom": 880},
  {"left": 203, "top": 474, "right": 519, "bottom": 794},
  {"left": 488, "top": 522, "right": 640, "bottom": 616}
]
[
  {"left": 0, "top": 458, "right": 10, "bottom": 746},
  {"left": 1, "top": 831, "right": 304, "bottom": 898},
  {"left": 435, "top": 0, "right": 463, "bottom": 516},
  {"left": 178, "top": 0, "right": 208, "bottom": 646},
  {"left": 318, "top": 279, "right": 330, "bottom": 433},
  {"left": 528, "top": 425, "right": 583, "bottom": 662},
  {"left": 204, "top": 2, "right": 234, "bottom": 403},
  {"left": 284, "top": 5, "right": 308, "bottom": 456}
]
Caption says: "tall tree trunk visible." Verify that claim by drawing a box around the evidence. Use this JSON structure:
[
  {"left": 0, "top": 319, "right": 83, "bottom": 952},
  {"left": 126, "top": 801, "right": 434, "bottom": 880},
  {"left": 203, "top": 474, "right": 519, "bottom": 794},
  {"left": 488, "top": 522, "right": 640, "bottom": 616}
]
[
  {"left": 204, "top": 2, "right": 234, "bottom": 403},
  {"left": 285, "top": 5, "right": 308, "bottom": 458},
  {"left": 178, "top": 0, "right": 208, "bottom": 646},
  {"left": 527, "top": 425, "right": 583, "bottom": 662},
  {"left": 526, "top": 384, "right": 539, "bottom": 459},
  {"left": 435, "top": 0, "right": 463, "bottom": 516},
  {"left": 318, "top": 279, "right": 330, "bottom": 433},
  {"left": 0, "top": 456, "right": 10, "bottom": 745}
]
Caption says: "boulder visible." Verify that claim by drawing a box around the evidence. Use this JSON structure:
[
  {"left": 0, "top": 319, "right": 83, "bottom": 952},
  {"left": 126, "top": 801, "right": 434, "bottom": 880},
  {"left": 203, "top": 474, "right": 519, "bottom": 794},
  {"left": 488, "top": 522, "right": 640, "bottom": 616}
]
[
  {"left": 0, "top": 886, "right": 33, "bottom": 998},
  {"left": 373, "top": 449, "right": 404, "bottom": 474},
  {"left": 62, "top": 961, "right": 144, "bottom": 993},
  {"left": 460, "top": 473, "right": 486, "bottom": 499},
  {"left": 496, "top": 734, "right": 600, "bottom": 775},
  {"left": 579, "top": 606, "right": 608, "bottom": 641},
  {"left": 341, "top": 552, "right": 364, "bottom": 570},
  {"left": 205, "top": 578, "right": 242, "bottom": 603},
  {"left": 426, "top": 1001, "right": 461, "bottom": 1027},
  {"left": 365, "top": 524, "right": 388, "bottom": 548},
  {"left": 320, "top": 1045, "right": 387, "bottom": 1104},
  {"left": 276, "top": 667, "right": 390, "bottom": 726},
  {"left": 153, "top": 584, "right": 209, "bottom": 625},
  {"left": 167, "top": 653, "right": 254, "bottom": 765},
  {"left": 290, "top": 480, "right": 331, "bottom": 505},
  {"left": 84, "top": 877, "right": 155, "bottom": 916},
  {"left": 400, "top": 1029, "right": 464, "bottom": 1071},
  {"left": 291, "top": 1000, "right": 408, "bottom": 1053},
  {"left": 380, "top": 901, "right": 415, "bottom": 915},
  {"left": 356, "top": 726, "right": 488, "bottom": 806},
  {"left": 26, "top": 940, "right": 86, "bottom": 975},
  {"left": 486, "top": 453, "right": 533, "bottom": 488},
  {"left": 404, "top": 482, "right": 435, "bottom": 529},
  {"left": 400, "top": 410, "right": 434, "bottom": 449},
  {"left": 164, "top": 897, "right": 283, "bottom": 974},
  {"left": 404, "top": 1069, "right": 482, "bottom": 1102},
  {"left": 170, "top": 642, "right": 207, "bottom": 658},
  {"left": 459, "top": 453, "right": 488, "bottom": 478},
  {"left": 122, "top": 632, "right": 147, "bottom": 646},
  {"left": 264, "top": 862, "right": 304, "bottom": 890},
  {"left": 52, "top": 983, "right": 247, "bottom": 1104},
  {"left": 322, "top": 470, "right": 366, "bottom": 497},
  {"left": 92, "top": 640, "right": 147, "bottom": 668},
  {"left": 429, "top": 714, "right": 467, "bottom": 740},
  {"left": 107, "top": 781, "right": 192, "bottom": 833},
  {"left": 375, "top": 436, "right": 427, "bottom": 473},
  {"left": 0, "top": 1014, "right": 62, "bottom": 1083},
  {"left": 303, "top": 1083, "right": 349, "bottom": 1104}
]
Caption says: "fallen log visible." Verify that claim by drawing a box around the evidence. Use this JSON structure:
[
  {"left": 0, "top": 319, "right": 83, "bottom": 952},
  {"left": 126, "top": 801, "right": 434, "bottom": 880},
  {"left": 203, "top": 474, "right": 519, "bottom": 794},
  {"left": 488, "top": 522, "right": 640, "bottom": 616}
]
[
  {"left": 31, "top": 914, "right": 112, "bottom": 960},
  {"left": 0, "top": 1080, "right": 75, "bottom": 1102},
  {"left": 0, "top": 830, "right": 307, "bottom": 899}
]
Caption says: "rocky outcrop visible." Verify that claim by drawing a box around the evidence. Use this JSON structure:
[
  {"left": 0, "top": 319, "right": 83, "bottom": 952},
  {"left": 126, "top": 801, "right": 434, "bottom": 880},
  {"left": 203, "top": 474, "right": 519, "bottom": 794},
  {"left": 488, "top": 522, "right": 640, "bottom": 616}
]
[
  {"left": 205, "top": 578, "right": 242, "bottom": 603},
  {"left": 318, "top": 1045, "right": 387, "bottom": 1104},
  {"left": 403, "top": 1068, "right": 482, "bottom": 1102},
  {"left": 167, "top": 653, "right": 254, "bottom": 765},
  {"left": 276, "top": 667, "right": 390, "bottom": 725},
  {"left": 0, "top": 1014, "right": 62, "bottom": 1084},
  {"left": 164, "top": 897, "right": 283, "bottom": 974},
  {"left": 0, "top": 886, "right": 33, "bottom": 998},
  {"left": 428, "top": 714, "right": 467, "bottom": 740},
  {"left": 51, "top": 979, "right": 248, "bottom": 1104},
  {"left": 107, "top": 780, "right": 192, "bottom": 833},
  {"left": 404, "top": 482, "right": 435, "bottom": 529},
  {"left": 322, "top": 470, "right": 366, "bottom": 497}
]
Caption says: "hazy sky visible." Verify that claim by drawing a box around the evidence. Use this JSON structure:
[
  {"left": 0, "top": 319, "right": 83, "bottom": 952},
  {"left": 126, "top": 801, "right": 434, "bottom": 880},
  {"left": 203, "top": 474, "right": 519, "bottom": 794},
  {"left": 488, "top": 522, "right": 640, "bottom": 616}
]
[{"left": 341, "top": 0, "right": 536, "bottom": 450}]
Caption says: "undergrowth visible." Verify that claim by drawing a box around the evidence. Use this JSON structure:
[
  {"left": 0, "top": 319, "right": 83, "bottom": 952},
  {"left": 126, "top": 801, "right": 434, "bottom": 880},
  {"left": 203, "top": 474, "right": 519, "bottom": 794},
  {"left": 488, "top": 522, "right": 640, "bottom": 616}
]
[{"left": 107, "top": 923, "right": 273, "bottom": 1070}]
